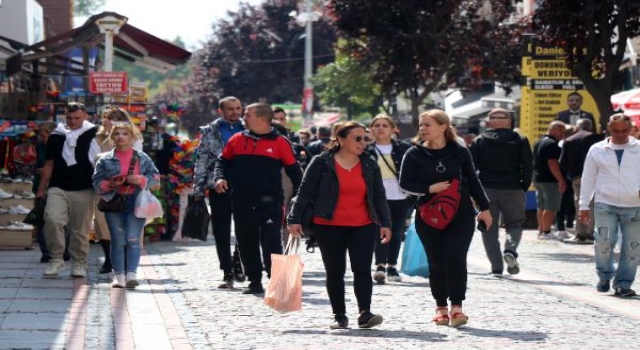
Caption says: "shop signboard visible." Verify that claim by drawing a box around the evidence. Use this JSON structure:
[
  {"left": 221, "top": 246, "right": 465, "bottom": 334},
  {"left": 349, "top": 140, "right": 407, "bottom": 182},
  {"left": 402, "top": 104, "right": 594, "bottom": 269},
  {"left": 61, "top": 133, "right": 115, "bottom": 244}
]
[
  {"left": 520, "top": 36, "right": 598, "bottom": 141},
  {"left": 89, "top": 71, "right": 128, "bottom": 94}
]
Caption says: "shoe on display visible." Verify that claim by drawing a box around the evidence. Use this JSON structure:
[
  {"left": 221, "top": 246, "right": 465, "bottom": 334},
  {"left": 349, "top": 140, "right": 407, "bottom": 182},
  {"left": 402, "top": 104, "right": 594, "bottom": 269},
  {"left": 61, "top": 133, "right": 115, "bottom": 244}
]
[
  {"left": 8, "top": 205, "right": 31, "bottom": 215},
  {"left": 373, "top": 265, "right": 386, "bottom": 284},
  {"left": 70, "top": 263, "right": 86, "bottom": 278},
  {"left": 357, "top": 311, "right": 383, "bottom": 329},
  {"left": 386, "top": 266, "right": 402, "bottom": 282},
  {"left": 503, "top": 252, "right": 520, "bottom": 275},
  {"left": 0, "top": 206, "right": 8, "bottom": 214},
  {"left": 13, "top": 191, "right": 35, "bottom": 199},
  {"left": 0, "top": 189, "right": 13, "bottom": 199},
  {"left": 5, "top": 222, "right": 34, "bottom": 231},
  {"left": 43, "top": 259, "right": 65, "bottom": 276}
]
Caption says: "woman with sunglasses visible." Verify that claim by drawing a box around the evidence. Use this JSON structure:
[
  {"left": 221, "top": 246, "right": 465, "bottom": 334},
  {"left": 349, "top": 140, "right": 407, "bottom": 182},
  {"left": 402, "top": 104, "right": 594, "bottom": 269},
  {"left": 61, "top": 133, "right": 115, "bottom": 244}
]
[
  {"left": 93, "top": 122, "right": 160, "bottom": 288},
  {"left": 288, "top": 121, "right": 391, "bottom": 330},
  {"left": 367, "top": 115, "right": 412, "bottom": 284},
  {"left": 399, "top": 109, "right": 491, "bottom": 327},
  {"left": 93, "top": 107, "right": 144, "bottom": 274}
]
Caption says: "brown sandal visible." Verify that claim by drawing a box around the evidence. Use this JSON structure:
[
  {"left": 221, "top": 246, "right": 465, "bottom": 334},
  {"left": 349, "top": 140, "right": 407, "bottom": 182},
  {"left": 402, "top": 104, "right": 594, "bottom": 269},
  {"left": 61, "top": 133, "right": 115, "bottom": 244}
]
[
  {"left": 450, "top": 306, "right": 468, "bottom": 327},
  {"left": 432, "top": 307, "right": 450, "bottom": 326}
]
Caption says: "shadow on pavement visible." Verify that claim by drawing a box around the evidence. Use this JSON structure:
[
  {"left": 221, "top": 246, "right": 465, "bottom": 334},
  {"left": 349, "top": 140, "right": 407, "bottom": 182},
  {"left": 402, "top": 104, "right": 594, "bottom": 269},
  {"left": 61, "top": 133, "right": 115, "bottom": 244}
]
[
  {"left": 531, "top": 252, "right": 594, "bottom": 264},
  {"left": 505, "top": 278, "right": 588, "bottom": 287},
  {"left": 457, "top": 326, "right": 547, "bottom": 342},
  {"left": 281, "top": 328, "right": 447, "bottom": 341}
]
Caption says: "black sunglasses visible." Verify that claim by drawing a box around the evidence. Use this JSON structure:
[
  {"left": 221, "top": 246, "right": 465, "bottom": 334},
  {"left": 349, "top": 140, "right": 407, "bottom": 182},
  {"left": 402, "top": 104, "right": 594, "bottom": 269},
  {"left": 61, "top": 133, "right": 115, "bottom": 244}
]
[
  {"left": 353, "top": 135, "right": 371, "bottom": 143},
  {"left": 67, "top": 102, "right": 86, "bottom": 112}
]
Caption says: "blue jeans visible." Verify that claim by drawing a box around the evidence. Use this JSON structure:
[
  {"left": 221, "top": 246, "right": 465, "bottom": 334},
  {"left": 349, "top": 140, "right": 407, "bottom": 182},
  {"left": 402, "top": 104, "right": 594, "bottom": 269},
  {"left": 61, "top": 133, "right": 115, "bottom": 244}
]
[
  {"left": 593, "top": 202, "right": 640, "bottom": 289},
  {"left": 105, "top": 196, "right": 146, "bottom": 275}
]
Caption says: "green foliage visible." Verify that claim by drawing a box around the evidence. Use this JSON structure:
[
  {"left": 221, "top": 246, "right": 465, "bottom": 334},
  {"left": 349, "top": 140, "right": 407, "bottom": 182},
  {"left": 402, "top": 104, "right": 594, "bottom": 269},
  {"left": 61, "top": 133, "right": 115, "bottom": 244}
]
[
  {"left": 531, "top": 0, "right": 640, "bottom": 129},
  {"left": 328, "top": 0, "right": 519, "bottom": 123},
  {"left": 311, "top": 52, "right": 381, "bottom": 118},
  {"left": 74, "top": 0, "right": 105, "bottom": 17}
]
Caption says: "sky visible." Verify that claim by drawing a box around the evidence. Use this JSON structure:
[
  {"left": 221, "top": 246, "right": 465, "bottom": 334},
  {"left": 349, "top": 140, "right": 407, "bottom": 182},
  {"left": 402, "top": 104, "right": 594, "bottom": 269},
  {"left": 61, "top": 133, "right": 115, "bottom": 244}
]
[{"left": 75, "top": 0, "right": 265, "bottom": 50}]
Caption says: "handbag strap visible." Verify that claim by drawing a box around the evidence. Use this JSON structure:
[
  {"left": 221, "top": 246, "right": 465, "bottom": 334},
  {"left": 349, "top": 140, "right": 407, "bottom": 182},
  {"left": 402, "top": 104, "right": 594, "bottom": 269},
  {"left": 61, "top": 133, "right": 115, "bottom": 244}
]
[
  {"left": 123, "top": 151, "right": 139, "bottom": 195},
  {"left": 374, "top": 145, "right": 398, "bottom": 179}
]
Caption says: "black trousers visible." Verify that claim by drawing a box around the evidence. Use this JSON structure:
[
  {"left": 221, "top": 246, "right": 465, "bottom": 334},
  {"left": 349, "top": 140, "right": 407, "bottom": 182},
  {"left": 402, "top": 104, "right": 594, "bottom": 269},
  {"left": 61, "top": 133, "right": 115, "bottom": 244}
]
[
  {"left": 233, "top": 206, "right": 284, "bottom": 283},
  {"left": 415, "top": 211, "right": 475, "bottom": 307},
  {"left": 208, "top": 191, "right": 233, "bottom": 273},
  {"left": 556, "top": 183, "right": 575, "bottom": 230},
  {"left": 375, "top": 199, "right": 412, "bottom": 266},
  {"left": 313, "top": 223, "right": 377, "bottom": 315}
]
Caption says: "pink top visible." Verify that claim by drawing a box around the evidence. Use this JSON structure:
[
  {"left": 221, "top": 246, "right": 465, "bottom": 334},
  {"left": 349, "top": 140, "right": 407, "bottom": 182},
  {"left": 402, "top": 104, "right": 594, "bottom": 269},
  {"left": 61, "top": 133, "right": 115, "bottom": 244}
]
[{"left": 99, "top": 148, "right": 147, "bottom": 194}]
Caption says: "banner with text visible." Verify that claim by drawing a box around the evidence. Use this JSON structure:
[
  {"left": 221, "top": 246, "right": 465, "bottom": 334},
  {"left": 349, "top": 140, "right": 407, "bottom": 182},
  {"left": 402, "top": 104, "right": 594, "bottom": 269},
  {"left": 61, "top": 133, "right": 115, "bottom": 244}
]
[
  {"left": 89, "top": 71, "right": 128, "bottom": 94},
  {"left": 520, "top": 36, "right": 598, "bottom": 141}
]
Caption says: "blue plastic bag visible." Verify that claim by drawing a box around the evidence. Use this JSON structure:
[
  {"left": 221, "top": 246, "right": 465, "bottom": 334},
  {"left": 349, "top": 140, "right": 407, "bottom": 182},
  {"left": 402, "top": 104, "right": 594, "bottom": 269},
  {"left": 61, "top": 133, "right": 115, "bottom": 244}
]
[{"left": 400, "top": 221, "right": 429, "bottom": 277}]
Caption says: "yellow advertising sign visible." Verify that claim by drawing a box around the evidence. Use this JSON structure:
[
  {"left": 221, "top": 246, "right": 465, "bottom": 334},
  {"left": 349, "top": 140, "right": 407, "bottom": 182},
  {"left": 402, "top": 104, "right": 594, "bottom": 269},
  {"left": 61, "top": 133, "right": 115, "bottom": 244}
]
[{"left": 520, "top": 36, "right": 599, "bottom": 141}]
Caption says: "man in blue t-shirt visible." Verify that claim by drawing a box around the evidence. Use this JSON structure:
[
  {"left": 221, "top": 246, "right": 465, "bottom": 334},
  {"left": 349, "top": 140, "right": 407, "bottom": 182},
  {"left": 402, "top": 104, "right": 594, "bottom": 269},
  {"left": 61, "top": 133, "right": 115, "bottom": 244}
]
[{"left": 192, "top": 96, "right": 246, "bottom": 289}]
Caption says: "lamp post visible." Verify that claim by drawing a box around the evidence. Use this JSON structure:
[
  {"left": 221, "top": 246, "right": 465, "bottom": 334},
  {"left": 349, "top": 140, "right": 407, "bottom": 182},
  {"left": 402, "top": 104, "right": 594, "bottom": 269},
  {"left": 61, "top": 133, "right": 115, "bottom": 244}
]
[{"left": 295, "top": 0, "right": 320, "bottom": 121}]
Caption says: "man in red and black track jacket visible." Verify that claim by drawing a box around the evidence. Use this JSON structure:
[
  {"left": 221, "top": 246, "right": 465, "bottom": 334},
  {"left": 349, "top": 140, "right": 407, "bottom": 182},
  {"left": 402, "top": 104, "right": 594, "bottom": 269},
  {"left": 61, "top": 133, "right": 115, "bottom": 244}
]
[{"left": 213, "top": 102, "right": 303, "bottom": 294}]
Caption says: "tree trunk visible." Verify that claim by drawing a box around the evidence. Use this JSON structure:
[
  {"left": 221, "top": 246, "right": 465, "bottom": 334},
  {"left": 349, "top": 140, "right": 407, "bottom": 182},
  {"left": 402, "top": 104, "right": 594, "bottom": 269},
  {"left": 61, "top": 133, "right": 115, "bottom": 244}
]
[{"left": 411, "top": 97, "right": 421, "bottom": 128}]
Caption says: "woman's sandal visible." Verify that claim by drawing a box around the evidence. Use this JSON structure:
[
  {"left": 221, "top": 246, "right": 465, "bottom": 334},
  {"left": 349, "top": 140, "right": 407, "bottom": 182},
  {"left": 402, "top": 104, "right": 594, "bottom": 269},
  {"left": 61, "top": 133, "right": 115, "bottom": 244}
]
[
  {"left": 450, "top": 306, "right": 468, "bottom": 327},
  {"left": 432, "top": 307, "right": 450, "bottom": 326}
]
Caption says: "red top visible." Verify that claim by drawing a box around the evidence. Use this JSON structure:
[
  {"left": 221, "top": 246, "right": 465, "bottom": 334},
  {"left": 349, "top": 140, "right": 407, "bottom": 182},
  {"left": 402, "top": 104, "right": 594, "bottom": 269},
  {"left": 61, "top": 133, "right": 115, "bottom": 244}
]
[{"left": 313, "top": 161, "right": 372, "bottom": 227}]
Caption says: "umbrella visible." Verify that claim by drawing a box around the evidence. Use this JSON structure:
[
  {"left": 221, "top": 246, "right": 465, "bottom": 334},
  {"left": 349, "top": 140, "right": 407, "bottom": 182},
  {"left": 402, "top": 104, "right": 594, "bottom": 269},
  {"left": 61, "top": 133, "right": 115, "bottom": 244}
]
[{"left": 611, "top": 88, "right": 640, "bottom": 112}]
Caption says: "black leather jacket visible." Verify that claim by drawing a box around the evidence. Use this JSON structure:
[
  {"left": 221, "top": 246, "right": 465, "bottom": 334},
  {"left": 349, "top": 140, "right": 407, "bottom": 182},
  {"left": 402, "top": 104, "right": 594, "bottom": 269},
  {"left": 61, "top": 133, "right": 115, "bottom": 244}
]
[
  {"left": 366, "top": 139, "right": 412, "bottom": 177},
  {"left": 288, "top": 152, "right": 391, "bottom": 228}
]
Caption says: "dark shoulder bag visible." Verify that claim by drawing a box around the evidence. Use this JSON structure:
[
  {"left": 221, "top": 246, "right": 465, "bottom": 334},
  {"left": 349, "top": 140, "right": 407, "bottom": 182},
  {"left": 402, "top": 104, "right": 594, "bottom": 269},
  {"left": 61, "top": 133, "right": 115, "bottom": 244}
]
[{"left": 98, "top": 151, "right": 138, "bottom": 213}]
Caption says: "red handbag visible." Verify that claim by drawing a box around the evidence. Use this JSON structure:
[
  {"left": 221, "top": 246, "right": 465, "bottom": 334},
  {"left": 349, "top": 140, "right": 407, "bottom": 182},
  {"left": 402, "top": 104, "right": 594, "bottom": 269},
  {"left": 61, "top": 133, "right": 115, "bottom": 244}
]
[{"left": 419, "top": 178, "right": 461, "bottom": 230}]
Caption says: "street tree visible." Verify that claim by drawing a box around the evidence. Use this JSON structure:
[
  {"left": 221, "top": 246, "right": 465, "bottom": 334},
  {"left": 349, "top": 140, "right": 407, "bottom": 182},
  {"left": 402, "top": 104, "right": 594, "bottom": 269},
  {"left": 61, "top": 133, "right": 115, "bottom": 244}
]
[
  {"left": 531, "top": 1, "right": 640, "bottom": 129},
  {"left": 188, "top": 0, "right": 336, "bottom": 107},
  {"left": 327, "top": 0, "right": 518, "bottom": 125},
  {"left": 312, "top": 50, "right": 382, "bottom": 119},
  {"left": 73, "top": 0, "right": 105, "bottom": 17}
]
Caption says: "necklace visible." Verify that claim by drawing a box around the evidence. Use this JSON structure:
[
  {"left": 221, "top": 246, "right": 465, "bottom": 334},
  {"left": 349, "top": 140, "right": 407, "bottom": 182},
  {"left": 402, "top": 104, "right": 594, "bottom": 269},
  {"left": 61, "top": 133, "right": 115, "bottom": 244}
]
[{"left": 435, "top": 161, "right": 446, "bottom": 173}]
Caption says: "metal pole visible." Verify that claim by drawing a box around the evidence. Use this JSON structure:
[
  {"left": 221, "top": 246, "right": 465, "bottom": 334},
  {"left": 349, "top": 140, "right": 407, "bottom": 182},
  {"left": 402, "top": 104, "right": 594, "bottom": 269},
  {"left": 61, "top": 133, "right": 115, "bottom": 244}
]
[
  {"left": 302, "top": 0, "right": 313, "bottom": 120},
  {"left": 104, "top": 30, "right": 114, "bottom": 72}
]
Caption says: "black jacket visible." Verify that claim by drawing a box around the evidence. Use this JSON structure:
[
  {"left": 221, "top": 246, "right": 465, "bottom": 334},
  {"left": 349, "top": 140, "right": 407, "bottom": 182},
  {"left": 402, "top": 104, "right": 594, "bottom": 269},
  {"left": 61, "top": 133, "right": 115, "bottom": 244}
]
[
  {"left": 307, "top": 138, "right": 330, "bottom": 156},
  {"left": 469, "top": 128, "right": 533, "bottom": 191},
  {"left": 399, "top": 141, "right": 490, "bottom": 214},
  {"left": 559, "top": 130, "right": 603, "bottom": 180},
  {"left": 287, "top": 152, "right": 391, "bottom": 228},
  {"left": 366, "top": 139, "right": 411, "bottom": 177}
]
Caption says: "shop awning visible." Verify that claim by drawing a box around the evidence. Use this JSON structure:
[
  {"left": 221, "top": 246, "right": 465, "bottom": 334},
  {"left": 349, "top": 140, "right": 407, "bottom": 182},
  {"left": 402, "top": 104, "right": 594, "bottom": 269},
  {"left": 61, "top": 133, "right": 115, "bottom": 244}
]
[{"left": 6, "top": 11, "right": 191, "bottom": 75}]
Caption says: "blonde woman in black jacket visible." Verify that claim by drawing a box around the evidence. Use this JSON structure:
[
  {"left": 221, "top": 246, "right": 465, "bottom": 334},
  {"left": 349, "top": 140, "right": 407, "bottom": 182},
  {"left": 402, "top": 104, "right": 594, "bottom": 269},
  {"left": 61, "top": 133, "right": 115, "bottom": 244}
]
[
  {"left": 288, "top": 121, "right": 391, "bottom": 330},
  {"left": 400, "top": 109, "right": 492, "bottom": 327}
]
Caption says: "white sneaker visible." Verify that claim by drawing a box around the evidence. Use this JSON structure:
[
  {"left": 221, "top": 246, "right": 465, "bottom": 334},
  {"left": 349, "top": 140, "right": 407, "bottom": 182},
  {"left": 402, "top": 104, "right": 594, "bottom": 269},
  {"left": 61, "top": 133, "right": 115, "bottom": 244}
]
[
  {"left": 43, "top": 259, "right": 65, "bottom": 276},
  {"left": 112, "top": 274, "right": 126, "bottom": 288},
  {"left": 0, "top": 189, "right": 13, "bottom": 199},
  {"left": 555, "top": 230, "right": 570, "bottom": 240},
  {"left": 13, "top": 191, "right": 35, "bottom": 199},
  {"left": 538, "top": 233, "right": 554, "bottom": 240},
  {"left": 126, "top": 272, "right": 139, "bottom": 289},
  {"left": 0, "top": 206, "right": 8, "bottom": 214},
  {"left": 9, "top": 205, "right": 31, "bottom": 215},
  {"left": 70, "top": 263, "right": 86, "bottom": 278},
  {"left": 4, "top": 222, "right": 33, "bottom": 231}
]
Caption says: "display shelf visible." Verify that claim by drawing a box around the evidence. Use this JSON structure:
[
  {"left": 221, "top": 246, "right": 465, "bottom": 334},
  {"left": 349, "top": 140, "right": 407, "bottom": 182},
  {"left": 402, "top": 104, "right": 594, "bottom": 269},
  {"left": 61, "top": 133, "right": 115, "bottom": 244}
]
[{"left": 0, "top": 181, "right": 34, "bottom": 249}]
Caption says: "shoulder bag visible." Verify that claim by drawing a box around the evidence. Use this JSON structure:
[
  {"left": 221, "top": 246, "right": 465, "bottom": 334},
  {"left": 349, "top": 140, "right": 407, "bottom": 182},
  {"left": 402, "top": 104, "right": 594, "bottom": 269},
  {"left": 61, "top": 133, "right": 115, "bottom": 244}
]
[
  {"left": 419, "top": 177, "right": 461, "bottom": 230},
  {"left": 98, "top": 151, "right": 138, "bottom": 213}
]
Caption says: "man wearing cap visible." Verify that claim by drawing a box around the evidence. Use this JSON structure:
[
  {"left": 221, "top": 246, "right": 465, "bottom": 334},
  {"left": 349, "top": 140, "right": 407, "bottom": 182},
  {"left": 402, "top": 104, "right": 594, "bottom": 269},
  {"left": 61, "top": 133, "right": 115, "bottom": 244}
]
[
  {"left": 470, "top": 108, "right": 533, "bottom": 276},
  {"left": 37, "top": 102, "right": 101, "bottom": 278}
]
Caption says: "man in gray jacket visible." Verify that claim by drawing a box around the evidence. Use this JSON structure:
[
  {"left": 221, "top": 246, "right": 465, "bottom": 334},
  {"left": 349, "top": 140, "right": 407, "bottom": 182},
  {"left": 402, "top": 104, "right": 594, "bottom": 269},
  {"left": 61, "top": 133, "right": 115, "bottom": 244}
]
[
  {"left": 470, "top": 108, "right": 533, "bottom": 276},
  {"left": 192, "top": 96, "right": 245, "bottom": 289}
]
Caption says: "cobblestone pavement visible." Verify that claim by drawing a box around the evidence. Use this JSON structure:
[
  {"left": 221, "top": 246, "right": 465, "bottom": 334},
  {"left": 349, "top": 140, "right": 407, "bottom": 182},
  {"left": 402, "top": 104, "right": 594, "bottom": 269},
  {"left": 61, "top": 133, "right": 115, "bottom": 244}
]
[{"left": 144, "top": 228, "right": 640, "bottom": 350}]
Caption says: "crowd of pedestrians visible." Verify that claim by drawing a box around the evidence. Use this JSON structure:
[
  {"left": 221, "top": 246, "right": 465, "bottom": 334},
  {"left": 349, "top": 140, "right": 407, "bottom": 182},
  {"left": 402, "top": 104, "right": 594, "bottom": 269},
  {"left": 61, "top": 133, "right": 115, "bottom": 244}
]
[{"left": 32, "top": 95, "right": 640, "bottom": 331}]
